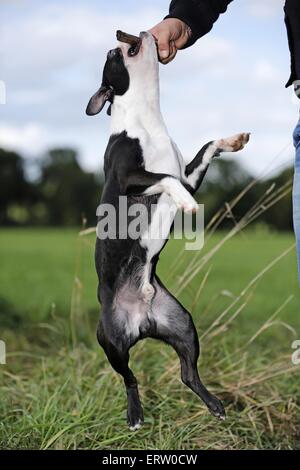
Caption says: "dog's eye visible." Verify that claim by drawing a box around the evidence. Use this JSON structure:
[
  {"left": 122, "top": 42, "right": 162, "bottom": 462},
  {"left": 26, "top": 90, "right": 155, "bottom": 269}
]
[
  {"left": 128, "top": 45, "right": 136, "bottom": 56},
  {"left": 128, "top": 42, "right": 140, "bottom": 57}
]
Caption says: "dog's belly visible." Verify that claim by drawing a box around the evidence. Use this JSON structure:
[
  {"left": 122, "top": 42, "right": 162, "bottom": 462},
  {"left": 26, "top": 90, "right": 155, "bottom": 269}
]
[
  {"left": 113, "top": 280, "right": 152, "bottom": 339},
  {"left": 113, "top": 273, "right": 170, "bottom": 340}
]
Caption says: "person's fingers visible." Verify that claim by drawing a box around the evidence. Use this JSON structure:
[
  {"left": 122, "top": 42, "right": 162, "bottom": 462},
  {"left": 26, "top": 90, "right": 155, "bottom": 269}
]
[
  {"left": 156, "top": 30, "right": 172, "bottom": 60},
  {"left": 149, "top": 19, "right": 188, "bottom": 64},
  {"left": 174, "top": 27, "right": 191, "bottom": 50},
  {"left": 167, "top": 40, "right": 174, "bottom": 58},
  {"left": 160, "top": 47, "right": 177, "bottom": 64}
]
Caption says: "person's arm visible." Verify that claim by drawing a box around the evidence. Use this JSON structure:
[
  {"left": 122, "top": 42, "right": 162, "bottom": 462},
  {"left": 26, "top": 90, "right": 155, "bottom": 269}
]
[
  {"left": 149, "top": 0, "right": 233, "bottom": 63},
  {"left": 165, "top": 0, "right": 233, "bottom": 48},
  {"left": 284, "top": 0, "right": 300, "bottom": 88}
]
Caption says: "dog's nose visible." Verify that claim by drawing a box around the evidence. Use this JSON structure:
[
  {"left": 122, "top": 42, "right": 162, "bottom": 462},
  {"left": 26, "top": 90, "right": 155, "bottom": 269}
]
[{"left": 107, "top": 48, "right": 121, "bottom": 59}]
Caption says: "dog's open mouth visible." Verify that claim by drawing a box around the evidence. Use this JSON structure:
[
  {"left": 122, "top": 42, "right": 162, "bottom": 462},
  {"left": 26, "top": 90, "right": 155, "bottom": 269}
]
[{"left": 116, "top": 30, "right": 142, "bottom": 57}]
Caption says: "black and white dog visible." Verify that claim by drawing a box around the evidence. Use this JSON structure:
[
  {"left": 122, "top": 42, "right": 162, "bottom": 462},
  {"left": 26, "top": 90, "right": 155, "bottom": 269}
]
[{"left": 86, "top": 31, "right": 250, "bottom": 430}]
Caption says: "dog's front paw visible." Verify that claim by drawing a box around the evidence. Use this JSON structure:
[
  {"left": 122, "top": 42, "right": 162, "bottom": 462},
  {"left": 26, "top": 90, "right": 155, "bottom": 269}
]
[
  {"left": 217, "top": 132, "right": 250, "bottom": 152},
  {"left": 164, "top": 178, "right": 199, "bottom": 214},
  {"left": 178, "top": 199, "right": 199, "bottom": 214},
  {"left": 175, "top": 194, "right": 199, "bottom": 214}
]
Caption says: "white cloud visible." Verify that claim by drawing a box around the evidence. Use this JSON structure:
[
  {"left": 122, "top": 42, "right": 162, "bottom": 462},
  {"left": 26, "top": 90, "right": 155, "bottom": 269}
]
[
  {"left": 1, "top": 4, "right": 165, "bottom": 85},
  {"left": 0, "top": 123, "right": 49, "bottom": 155},
  {"left": 161, "top": 35, "right": 236, "bottom": 82},
  {"left": 0, "top": 80, "right": 6, "bottom": 104},
  {"left": 246, "top": 0, "right": 284, "bottom": 18},
  {"left": 252, "top": 60, "right": 282, "bottom": 83}
]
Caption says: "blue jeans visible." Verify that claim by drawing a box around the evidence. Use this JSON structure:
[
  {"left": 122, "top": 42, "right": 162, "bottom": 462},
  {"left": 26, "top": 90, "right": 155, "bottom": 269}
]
[{"left": 293, "top": 117, "right": 300, "bottom": 283}]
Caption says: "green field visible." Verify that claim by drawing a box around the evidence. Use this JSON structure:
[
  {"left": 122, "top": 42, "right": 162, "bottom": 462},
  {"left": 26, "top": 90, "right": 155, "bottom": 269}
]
[{"left": 0, "top": 228, "right": 300, "bottom": 449}]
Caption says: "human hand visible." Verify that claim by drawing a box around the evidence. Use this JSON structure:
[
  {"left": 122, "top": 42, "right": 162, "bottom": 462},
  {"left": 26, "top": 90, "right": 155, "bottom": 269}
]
[{"left": 149, "top": 18, "right": 191, "bottom": 64}]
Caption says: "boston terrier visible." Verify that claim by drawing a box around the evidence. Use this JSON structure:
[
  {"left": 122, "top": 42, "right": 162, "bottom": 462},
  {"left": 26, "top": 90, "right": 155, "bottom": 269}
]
[{"left": 86, "top": 31, "right": 250, "bottom": 431}]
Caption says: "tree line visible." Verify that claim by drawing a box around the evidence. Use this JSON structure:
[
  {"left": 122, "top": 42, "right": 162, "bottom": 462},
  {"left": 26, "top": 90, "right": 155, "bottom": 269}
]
[{"left": 0, "top": 146, "right": 293, "bottom": 230}]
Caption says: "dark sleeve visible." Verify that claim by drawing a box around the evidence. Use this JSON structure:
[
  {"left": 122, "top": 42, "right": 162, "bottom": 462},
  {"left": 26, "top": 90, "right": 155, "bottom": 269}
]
[
  {"left": 165, "top": 0, "right": 233, "bottom": 47},
  {"left": 284, "top": 0, "right": 300, "bottom": 86}
]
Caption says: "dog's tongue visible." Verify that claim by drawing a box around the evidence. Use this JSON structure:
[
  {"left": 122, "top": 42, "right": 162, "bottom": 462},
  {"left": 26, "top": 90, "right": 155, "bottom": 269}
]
[{"left": 116, "top": 30, "right": 141, "bottom": 46}]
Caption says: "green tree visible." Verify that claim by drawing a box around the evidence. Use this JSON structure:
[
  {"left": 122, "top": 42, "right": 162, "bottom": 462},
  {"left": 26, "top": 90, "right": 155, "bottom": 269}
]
[
  {"left": 38, "top": 148, "right": 102, "bottom": 226},
  {"left": 0, "top": 148, "right": 36, "bottom": 225}
]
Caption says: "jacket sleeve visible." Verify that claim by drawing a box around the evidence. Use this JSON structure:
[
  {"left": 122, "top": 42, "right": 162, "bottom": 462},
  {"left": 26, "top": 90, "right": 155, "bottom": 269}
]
[
  {"left": 165, "top": 0, "right": 233, "bottom": 47},
  {"left": 284, "top": 0, "right": 300, "bottom": 86}
]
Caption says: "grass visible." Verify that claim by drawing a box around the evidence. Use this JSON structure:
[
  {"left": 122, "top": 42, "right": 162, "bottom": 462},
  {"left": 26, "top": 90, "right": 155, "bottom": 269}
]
[{"left": 0, "top": 226, "right": 300, "bottom": 449}]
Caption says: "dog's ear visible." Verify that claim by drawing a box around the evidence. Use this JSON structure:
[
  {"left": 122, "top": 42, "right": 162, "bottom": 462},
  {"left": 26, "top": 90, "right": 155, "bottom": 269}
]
[{"left": 86, "top": 85, "right": 114, "bottom": 116}]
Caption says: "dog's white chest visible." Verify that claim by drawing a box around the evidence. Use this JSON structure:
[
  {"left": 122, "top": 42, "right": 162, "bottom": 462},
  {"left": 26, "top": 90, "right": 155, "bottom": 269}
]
[
  {"left": 142, "top": 133, "right": 182, "bottom": 177},
  {"left": 110, "top": 101, "right": 184, "bottom": 178}
]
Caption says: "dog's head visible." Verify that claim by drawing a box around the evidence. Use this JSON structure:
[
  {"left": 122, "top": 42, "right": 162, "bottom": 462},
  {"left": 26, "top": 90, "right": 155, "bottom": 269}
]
[{"left": 86, "top": 31, "right": 158, "bottom": 116}]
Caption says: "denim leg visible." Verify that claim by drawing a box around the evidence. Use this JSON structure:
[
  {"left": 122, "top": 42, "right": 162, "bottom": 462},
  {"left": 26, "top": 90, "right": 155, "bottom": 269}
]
[{"left": 293, "top": 117, "right": 300, "bottom": 283}]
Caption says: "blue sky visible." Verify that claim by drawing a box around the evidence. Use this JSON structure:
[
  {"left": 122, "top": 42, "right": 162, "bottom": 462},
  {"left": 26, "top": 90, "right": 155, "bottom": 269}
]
[{"left": 0, "top": 0, "right": 298, "bottom": 177}]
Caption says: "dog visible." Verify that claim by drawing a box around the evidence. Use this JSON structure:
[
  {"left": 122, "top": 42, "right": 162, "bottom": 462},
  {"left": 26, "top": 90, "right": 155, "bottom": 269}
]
[{"left": 86, "top": 31, "right": 250, "bottom": 430}]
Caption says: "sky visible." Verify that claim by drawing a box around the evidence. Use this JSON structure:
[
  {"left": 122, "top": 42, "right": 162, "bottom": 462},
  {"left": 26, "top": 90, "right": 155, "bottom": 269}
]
[{"left": 0, "top": 0, "right": 298, "bottom": 178}]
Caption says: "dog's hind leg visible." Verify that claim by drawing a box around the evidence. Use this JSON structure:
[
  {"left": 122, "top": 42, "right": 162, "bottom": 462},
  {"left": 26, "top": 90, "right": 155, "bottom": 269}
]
[
  {"left": 97, "top": 321, "right": 144, "bottom": 431},
  {"left": 185, "top": 132, "right": 250, "bottom": 193},
  {"left": 150, "top": 277, "right": 225, "bottom": 420}
]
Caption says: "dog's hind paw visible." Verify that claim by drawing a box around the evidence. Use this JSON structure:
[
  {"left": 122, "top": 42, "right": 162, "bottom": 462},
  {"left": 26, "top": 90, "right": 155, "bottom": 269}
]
[
  {"left": 217, "top": 132, "right": 250, "bottom": 153},
  {"left": 129, "top": 419, "right": 143, "bottom": 432},
  {"left": 127, "top": 405, "right": 144, "bottom": 432},
  {"left": 206, "top": 395, "right": 226, "bottom": 421}
]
